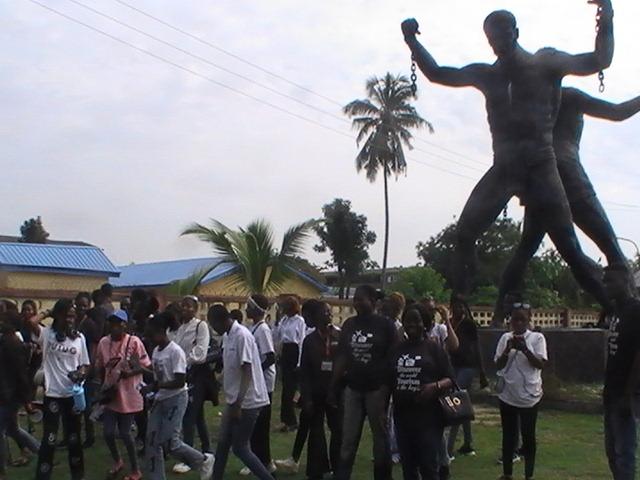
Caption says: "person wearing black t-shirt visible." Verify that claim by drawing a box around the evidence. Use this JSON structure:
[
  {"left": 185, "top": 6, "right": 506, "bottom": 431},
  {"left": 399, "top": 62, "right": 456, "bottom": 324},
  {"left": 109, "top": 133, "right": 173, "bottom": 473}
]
[
  {"left": 331, "top": 285, "right": 399, "bottom": 480},
  {"left": 602, "top": 265, "right": 640, "bottom": 480},
  {"left": 447, "top": 296, "right": 488, "bottom": 458},
  {"left": 390, "top": 308, "right": 454, "bottom": 480},
  {"left": 300, "top": 299, "right": 342, "bottom": 480}
]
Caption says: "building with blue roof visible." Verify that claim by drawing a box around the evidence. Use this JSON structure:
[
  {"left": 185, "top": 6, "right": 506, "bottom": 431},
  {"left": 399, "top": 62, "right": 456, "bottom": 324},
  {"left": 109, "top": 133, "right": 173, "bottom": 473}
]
[
  {"left": 111, "top": 257, "right": 328, "bottom": 298},
  {"left": 0, "top": 241, "right": 119, "bottom": 308}
]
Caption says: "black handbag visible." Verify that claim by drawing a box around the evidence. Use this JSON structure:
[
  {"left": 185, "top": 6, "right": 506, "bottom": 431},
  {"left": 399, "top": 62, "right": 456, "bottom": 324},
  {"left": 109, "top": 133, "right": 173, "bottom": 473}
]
[
  {"left": 438, "top": 383, "right": 475, "bottom": 426},
  {"left": 98, "top": 335, "right": 133, "bottom": 405}
]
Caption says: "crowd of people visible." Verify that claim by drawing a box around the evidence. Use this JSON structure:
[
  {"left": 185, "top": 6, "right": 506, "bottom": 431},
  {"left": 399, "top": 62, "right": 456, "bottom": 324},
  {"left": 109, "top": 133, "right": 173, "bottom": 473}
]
[{"left": 0, "top": 265, "right": 636, "bottom": 480}]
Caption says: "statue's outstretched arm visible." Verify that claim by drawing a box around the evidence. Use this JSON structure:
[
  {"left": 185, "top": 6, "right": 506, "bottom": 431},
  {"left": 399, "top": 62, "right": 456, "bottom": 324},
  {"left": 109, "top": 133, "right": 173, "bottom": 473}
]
[
  {"left": 546, "top": 0, "right": 614, "bottom": 77},
  {"left": 402, "top": 18, "right": 490, "bottom": 88}
]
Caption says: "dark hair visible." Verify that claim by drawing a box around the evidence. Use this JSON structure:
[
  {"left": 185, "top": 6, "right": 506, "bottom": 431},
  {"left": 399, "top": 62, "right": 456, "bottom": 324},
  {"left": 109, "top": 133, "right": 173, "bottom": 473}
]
[
  {"left": 91, "top": 289, "right": 106, "bottom": 306},
  {"left": 282, "top": 296, "right": 301, "bottom": 316},
  {"left": 484, "top": 10, "right": 517, "bottom": 30},
  {"left": 0, "top": 311, "right": 21, "bottom": 334},
  {"left": 301, "top": 299, "right": 325, "bottom": 320},
  {"left": 100, "top": 283, "right": 114, "bottom": 297},
  {"left": 1, "top": 300, "right": 18, "bottom": 313},
  {"left": 51, "top": 298, "right": 78, "bottom": 339},
  {"left": 402, "top": 306, "right": 423, "bottom": 323},
  {"left": 163, "top": 303, "right": 182, "bottom": 331},
  {"left": 250, "top": 294, "right": 269, "bottom": 311},
  {"left": 130, "top": 288, "right": 149, "bottom": 305},
  {"left": 230, "top": 309, "right": 244, "bottom": 322},
  {"left": 406, "top": 303, "right": 435, "bottom": 327},
  {"left": 207, "top": 304, "right": 229, "bottom": 324},
  {"left": 75, "top": 291, "right": 91, "bottom": 304},
  {"left": 21, "top": 299, "right": 38, "bottom": 313},
  {"left": 355, "top": 285, "right": 384, "bottom": 303},
  {"left": 148, "top": 312, "right": 170, "bottom": 333}
]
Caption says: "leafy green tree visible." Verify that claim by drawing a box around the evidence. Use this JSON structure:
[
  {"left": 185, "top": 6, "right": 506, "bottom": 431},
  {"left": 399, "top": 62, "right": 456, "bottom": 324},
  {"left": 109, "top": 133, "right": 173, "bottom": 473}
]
[
  {"left": 314, "top": 199, "right": 377, "bottom": 299},
  {"left": 416, "top": 217, "right": 522, "bottom": 292},
  {"left": 181, "top": 218, "right": 315, "bottom": 294},
  {"left": 344, "top": 73, "right": 431, "bottom": 287},
  {"left": 389, "top": 266, "right": 450, "bottom": 303},
  {"left": 19, "top": 216, "right": 49, "bottom": 244}
]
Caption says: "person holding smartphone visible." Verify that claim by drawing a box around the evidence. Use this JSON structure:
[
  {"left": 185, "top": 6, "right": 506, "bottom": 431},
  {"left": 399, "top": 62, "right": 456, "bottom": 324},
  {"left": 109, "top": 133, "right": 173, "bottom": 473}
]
[{"left": 494, "top": 304, "right": 547, "bottom": 480}]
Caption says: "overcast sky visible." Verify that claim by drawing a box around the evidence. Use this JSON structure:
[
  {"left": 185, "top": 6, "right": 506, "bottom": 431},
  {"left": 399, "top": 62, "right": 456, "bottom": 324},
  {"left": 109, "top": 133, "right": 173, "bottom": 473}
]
[{"left": 2, "top": 0, "right": 639, "bottom": 270}]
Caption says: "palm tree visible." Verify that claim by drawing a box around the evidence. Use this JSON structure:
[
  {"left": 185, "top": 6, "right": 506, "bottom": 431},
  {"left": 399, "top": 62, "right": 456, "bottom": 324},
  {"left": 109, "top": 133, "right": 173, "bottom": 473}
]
[
  {"left": 344, "top": 73, "right": 432, "bottom": 288},
  {"left": 181, "top": 218, "right": 315, "bottom": 294},
  {"left": 165, "top": 267, "right": 212, "bottom": 296}
]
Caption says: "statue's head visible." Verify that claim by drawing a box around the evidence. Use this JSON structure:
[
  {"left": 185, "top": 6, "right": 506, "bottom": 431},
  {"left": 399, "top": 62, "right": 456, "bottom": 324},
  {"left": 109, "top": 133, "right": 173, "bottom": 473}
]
[{"left": 484, "top": 10, "right": 519, "bottom": 59}]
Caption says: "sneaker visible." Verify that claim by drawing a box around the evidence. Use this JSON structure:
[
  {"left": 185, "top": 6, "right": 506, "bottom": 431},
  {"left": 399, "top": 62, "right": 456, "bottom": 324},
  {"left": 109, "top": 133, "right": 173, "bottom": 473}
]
[
  {"left": 200, "top": 453, "right": 215, "bottom": 480},
  {"left": 496, "top": 454, "right": 521, "bottom": 465},
  {"left": 239, "top": 466, "right": 251, "bottom": 476},
  {"left": 457, "top": 445, "right": 476, "bottom": 456},
  {"left": 268, "top": 461, "right": 277, "bottom": 473},
  {"left": 274, "top": 457, "right": 299, "bottom": 474},
  {"left": 173, "top": 462, "right": 192, "bottom": 474}
]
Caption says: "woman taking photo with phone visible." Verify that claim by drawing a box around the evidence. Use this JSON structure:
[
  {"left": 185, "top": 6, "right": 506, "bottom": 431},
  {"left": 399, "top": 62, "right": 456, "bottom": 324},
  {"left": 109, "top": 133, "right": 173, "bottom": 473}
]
[{"left": 494, "top": 304, "right": 547, "bottom": 480}]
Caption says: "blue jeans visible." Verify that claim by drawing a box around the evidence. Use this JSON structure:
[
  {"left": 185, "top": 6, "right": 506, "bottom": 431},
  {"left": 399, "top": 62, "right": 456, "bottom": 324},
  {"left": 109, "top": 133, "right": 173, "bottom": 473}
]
[
  {"left": 447, "top": 367, "right": 477, "bottom": 455},
  {"left": 145, "top": 391, "right": 205, "bottom": 480},
  {"left": 0, "top": 403, "right": 40, "bottom": 474},
  {"left": 336, "top": 387, "right": 392, "bottom": 480},
  {"left": 212, "top": 405, "right": 274, "bottom": 480},
  {"left": 604, "top": 396, "right": 639, "bottom": 480}
]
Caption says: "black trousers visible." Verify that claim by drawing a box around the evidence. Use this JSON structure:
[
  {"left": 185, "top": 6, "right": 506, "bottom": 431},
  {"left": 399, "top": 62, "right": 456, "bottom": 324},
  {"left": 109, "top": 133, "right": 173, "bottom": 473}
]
[
  {"left": 251, "top": 392, "right": 272, "bottom": 465},
  {"left": 183, "top": 370, "right": 211, "bottom": 452},
  {"left": 306, "top": 395, "right": 342, "bottom": 479},
  {"left": 292, "top": 408, "right": 310, "bottom": 461},
  {"left": 280, "top": 343, "right": 299, "bottom": 427},
  {"left": 394, "top": 412, "right": 442, "bottom": 480},
  {"left": 35, "top": 396, "right": 84, "bottom": 480},
  {"left": 499, "top": 400, "right": 539, "bottom": 478}
]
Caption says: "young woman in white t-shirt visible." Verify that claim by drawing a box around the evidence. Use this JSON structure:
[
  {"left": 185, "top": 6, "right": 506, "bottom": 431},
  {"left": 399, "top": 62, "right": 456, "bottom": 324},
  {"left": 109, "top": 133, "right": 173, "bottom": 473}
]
[
  {"left": 135, "top": 313, "right": 214, "bottom": 480},
  {"left": 494, "top": 304, "right": 548, "bottom": 480},
  {"left": 34, "top": 299, "right": 90, "bottom": 480}
]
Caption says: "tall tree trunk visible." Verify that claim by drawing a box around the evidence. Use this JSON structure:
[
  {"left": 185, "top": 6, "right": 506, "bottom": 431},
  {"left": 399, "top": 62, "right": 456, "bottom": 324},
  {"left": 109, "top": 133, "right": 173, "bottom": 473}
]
[{"left": 381, "top": 168, "right": 389, "bottom": 290}]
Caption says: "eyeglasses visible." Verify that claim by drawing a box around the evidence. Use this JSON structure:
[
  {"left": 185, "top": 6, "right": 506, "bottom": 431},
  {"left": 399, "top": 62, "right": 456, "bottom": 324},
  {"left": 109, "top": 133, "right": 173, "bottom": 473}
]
[{"left": 512, "top": 303, "right": 531, "bottom": 310}]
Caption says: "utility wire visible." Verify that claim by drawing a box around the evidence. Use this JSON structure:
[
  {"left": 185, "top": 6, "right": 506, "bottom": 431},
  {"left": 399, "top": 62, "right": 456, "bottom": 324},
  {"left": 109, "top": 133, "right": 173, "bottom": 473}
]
[
  {"left": 26, "top": 0, "right": 480, "bottom": 183},
  {"left": 66, "top": 0, "right": 485, "bottom": 174},
  {"left": 111, "top": 0, "right": 491, "bottom": 169}
]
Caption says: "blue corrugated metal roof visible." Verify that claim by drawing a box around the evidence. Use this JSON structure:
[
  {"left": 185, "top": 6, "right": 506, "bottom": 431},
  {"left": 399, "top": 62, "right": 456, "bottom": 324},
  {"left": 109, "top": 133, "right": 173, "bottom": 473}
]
[
  {"left": 0, "top": 242, "right": 120, "bottom": 276},
  {"left": 111, "top": 258, "right": 236, "bottom": 288},
  {"left": 110, "top": 257, "right": 328, "bottom": 292}
]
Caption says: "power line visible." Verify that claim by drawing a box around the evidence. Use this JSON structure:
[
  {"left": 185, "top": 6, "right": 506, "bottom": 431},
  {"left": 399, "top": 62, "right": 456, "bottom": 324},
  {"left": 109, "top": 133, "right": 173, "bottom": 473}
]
[
  {"left": 111, "top": 0, "right": 491, "bottom": 169},
  {"left": 67, "top": 0, "right": 486, "bottom": 175},
  {"left": 26, "top": 0, "right": 478, "bottom": 183},
  {"left": 112, "top": 0, "right": 343, "bottom": 107}
]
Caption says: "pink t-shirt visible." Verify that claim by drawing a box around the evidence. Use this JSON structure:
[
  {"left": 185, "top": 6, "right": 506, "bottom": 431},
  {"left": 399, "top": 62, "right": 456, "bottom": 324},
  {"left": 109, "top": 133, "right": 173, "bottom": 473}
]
[{"left": 95, "top": 334, "right": 151, "bottom": 414}]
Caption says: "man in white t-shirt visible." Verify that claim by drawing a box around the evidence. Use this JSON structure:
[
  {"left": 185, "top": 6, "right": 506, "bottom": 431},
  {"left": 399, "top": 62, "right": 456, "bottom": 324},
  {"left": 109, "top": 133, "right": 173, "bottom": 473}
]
[
  {"left": 494, "top": 304, "right": 547, "bottom": 480},
  {"left": 239, "top": 294, "right": 277, "bottom": 476},
  {"left": 208, "top": 304, "right": 274, "bottom": 480}
]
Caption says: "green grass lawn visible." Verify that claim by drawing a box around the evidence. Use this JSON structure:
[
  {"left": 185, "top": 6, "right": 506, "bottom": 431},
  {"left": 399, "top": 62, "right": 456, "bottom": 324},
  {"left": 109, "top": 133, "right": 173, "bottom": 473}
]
[{"left": 7, "top": 402, "right": 614, "bottom": 480}]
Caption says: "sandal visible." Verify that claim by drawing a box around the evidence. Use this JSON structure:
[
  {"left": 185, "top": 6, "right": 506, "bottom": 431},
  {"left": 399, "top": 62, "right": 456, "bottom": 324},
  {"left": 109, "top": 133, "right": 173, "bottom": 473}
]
[
  {"left": 108, "top": 460, "right": 124, "bottom": 478},
  {"left": 123, "top": 471, "right": 143, "bottom": 480},
  {"left": 10, "top": 456, "right": 31, "bottom": 467}
]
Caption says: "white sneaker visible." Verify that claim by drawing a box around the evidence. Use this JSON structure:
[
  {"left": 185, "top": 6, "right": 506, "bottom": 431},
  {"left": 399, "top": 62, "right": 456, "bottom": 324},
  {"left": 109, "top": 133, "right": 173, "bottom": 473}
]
[
  {"left": 173, "top": 463, "right": 191, "bottom": 474},
  {"left": 274, "top": 457, "right": 298, "bottom": 473},
  {"left": 239, "top": 466, "right": 251, "bottom": 476},
  {"left": 268, "top": 461, "right": 277, "bottom": 473},
  {"left": 200, "top": 453, "right": 215, "bottom": 480}
]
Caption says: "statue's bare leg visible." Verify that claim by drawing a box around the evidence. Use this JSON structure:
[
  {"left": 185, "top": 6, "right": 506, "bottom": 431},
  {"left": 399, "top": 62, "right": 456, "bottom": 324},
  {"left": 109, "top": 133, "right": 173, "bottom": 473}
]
[
  {"left": 527, "top": 156, "right": 611, "bottom": 311},
  {"left": 493, "top": 210, "right": 545, "bottom": 325},
  {"left": 571, "top": 196, "right": 626, "bottom": 267},
  {"left": 453, "top": 166, "right": 512, "bottom": 295}
]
